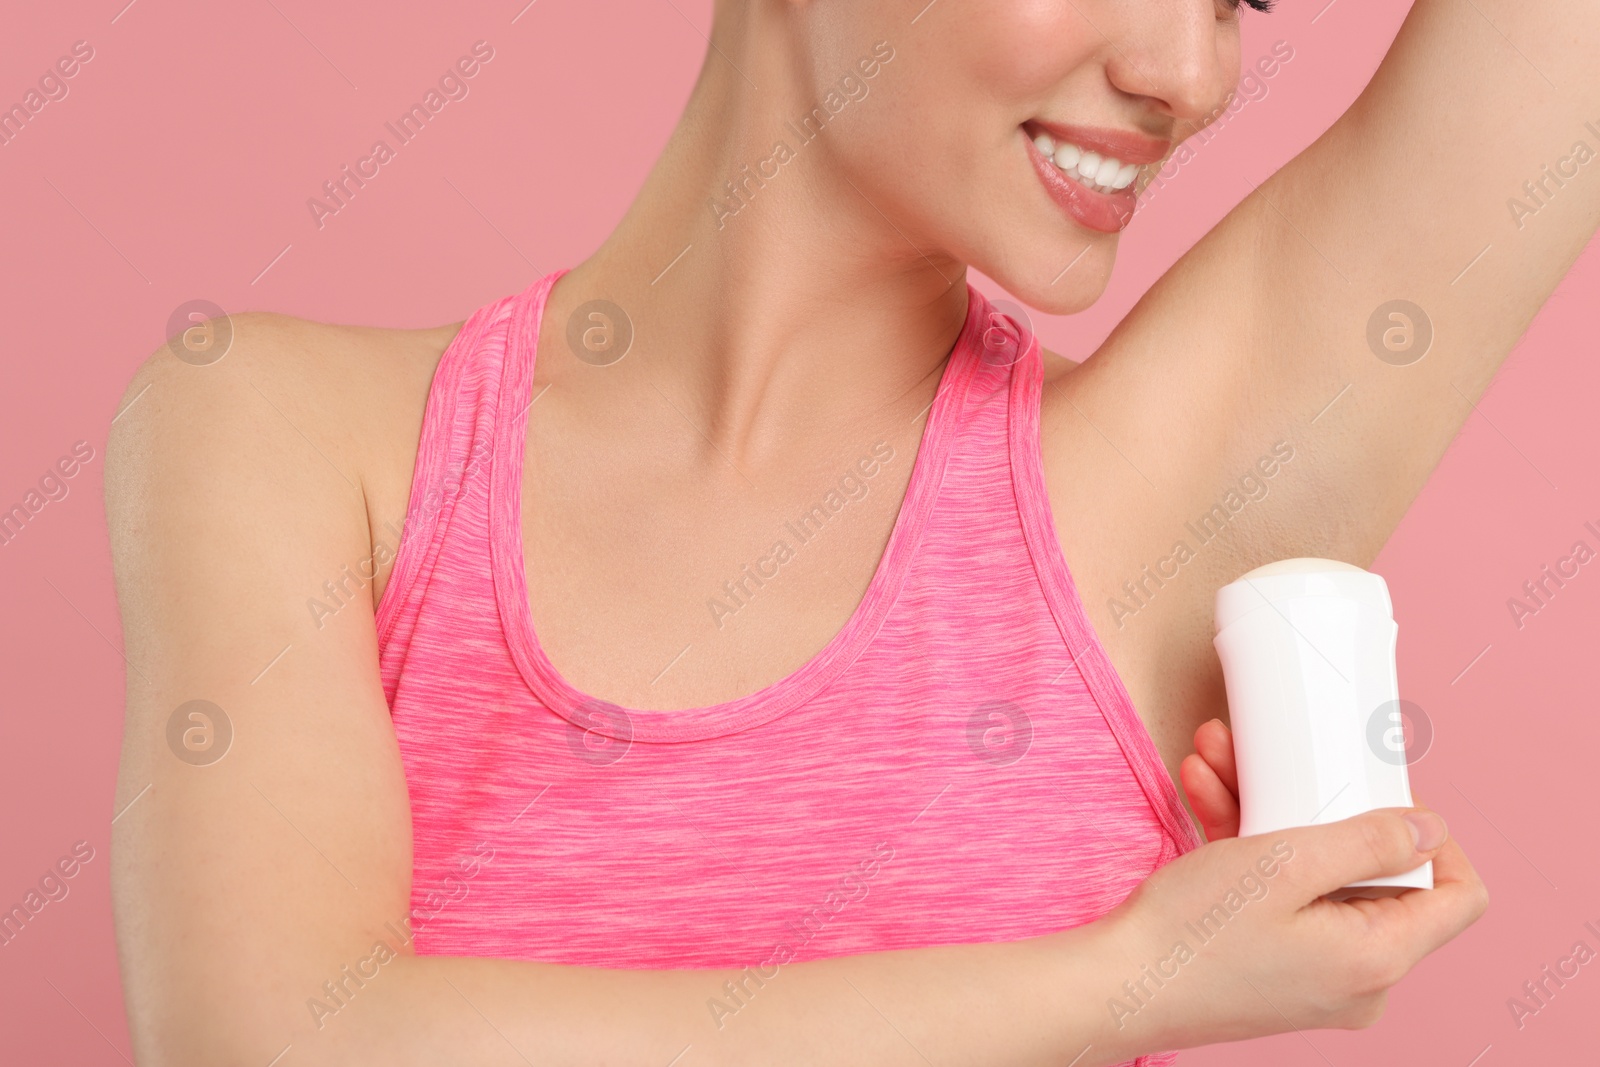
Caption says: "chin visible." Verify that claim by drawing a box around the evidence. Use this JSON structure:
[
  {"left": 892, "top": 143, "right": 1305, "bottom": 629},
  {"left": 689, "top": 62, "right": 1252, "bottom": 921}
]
[{"left": 975, "top": 238, "right": 1118, "bottom": 318}]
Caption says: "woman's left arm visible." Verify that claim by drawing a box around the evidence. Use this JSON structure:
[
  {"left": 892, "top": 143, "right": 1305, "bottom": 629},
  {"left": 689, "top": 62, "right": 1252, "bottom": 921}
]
[{"left": 1057, "top": 0, "right": 1600, "bottom": 588}]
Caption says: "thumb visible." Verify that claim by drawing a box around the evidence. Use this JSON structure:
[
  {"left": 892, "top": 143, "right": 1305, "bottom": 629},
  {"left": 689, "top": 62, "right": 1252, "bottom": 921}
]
[{"left": 1271, "top": 808, "right": 1447, "bottom": 899}]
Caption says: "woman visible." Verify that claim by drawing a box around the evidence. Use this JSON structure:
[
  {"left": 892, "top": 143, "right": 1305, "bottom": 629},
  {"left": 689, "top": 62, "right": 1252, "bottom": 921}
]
[{"left": 106, "top": 0, "right": 1595, "bottom": 1063}]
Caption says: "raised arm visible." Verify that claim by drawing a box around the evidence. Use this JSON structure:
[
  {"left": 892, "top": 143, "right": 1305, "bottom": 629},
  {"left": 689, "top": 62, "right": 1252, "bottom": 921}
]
[{"left": 1048, "top": 0, "right": 1600, "bottom": 722}]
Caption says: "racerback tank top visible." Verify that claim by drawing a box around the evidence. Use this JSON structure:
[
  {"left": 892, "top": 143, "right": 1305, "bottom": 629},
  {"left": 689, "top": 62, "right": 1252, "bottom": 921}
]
[{"left": 376, "top": 270, "right": 1202, "bottom": 1066}]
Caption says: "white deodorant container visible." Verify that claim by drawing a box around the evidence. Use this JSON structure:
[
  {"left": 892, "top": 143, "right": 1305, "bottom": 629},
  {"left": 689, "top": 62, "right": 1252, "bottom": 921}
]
[{"left": 1213, "top": 558, "right": 1432, "bottom": 896}]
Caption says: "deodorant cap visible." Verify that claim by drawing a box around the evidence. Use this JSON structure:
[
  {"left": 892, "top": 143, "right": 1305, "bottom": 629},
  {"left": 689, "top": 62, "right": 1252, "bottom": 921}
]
[{"left": 1213, "top": 557, "right": 1394, "bottom": 635}]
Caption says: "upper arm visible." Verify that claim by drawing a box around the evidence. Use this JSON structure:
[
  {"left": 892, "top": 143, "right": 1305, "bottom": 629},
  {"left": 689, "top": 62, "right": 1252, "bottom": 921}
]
[
  {"left": 106, "top": 313, "right": 415, "bottom": 1063},
  {"left": 1049, "top": 0, "right": 1600, "bottom": 632}
]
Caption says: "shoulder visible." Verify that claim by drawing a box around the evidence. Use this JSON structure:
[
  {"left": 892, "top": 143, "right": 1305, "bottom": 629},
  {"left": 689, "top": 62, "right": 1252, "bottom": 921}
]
[{"left": 105, "top": 309, "right": 464, "bottom": 602}]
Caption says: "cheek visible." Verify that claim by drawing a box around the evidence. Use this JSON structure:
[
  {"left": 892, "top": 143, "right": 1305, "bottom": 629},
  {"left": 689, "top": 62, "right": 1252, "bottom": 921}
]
[
  {"left": 965, "top": 1, "right": 1103, "bottom": 104},
  {"left": 830, "top": 48, "right": 970, "bottom": 171},
  {"left": 848, "top": 3, "right": 1093, "bottom": 162}
]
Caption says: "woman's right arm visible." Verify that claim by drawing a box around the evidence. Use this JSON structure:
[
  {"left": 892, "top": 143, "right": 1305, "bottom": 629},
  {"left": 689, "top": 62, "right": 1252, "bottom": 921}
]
[{"left": 105, "top": 317, "right": 1486, "bottom": 1067}]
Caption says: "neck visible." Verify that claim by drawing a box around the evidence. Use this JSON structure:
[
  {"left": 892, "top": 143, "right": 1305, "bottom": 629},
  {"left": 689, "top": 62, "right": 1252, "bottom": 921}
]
[{"left": 551, "top": 3, "right": 969, "bottom": 466}]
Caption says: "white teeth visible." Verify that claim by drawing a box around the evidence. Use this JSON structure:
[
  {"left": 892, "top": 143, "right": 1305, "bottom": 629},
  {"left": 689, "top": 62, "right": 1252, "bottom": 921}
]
[{"left": 1032, "top": 132, "right": 1142, "bottom": 195}]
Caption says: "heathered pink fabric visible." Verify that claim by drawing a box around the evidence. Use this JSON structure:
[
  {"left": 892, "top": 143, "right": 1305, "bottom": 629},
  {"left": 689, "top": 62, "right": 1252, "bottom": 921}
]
[{"left": 376, "top": 270, "right": 1202, "bottom": 1065}]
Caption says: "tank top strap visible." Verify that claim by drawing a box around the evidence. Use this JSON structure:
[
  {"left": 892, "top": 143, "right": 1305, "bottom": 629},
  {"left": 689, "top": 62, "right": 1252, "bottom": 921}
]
[
  {"left": 999, "top": 309, "right": 1204, "bottom": 856},
  {"left": 374, "top": 272, "right": 563, "bottom": 664}
]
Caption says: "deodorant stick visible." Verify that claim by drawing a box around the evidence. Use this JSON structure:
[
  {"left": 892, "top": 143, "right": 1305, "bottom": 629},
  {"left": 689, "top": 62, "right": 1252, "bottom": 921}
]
[{"left": 1213, "top": 558, "right": 1432, "bottom": 896}]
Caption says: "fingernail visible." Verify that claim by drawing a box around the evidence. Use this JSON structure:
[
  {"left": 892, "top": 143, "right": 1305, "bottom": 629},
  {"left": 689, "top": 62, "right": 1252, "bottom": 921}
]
[{"left": 1406, "top": 811, "right": 1447, "bottom": 851}]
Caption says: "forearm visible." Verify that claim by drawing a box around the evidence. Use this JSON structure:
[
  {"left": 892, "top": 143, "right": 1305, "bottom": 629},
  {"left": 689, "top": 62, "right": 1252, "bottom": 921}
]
[{"left": 236, "top": 926, "right": 1157, "bottom": 1067}]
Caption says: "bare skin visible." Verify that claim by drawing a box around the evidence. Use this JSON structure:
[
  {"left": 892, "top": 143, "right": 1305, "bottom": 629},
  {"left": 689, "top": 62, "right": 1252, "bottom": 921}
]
[{"left": 107, "top": 0, "right": 1596, "bottom": 1062}]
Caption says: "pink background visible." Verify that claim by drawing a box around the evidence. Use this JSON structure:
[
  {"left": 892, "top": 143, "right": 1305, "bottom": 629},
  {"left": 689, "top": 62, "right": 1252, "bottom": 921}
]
[{"left": 2, "top": 0, "right": 1596, "bottom": 1063}]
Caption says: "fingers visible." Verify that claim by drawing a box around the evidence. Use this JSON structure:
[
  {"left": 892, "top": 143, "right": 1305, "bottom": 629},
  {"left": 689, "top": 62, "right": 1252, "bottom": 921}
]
[
  {"left": 1193, "top": 718, "right": 1239, "bottom": 799},
  {"left": 1331, "top": 834, "right": 1489, "bottom": 981},
  {"left": 1388, "top": 790, "right": 1484, "bottom": 947},
  {"left": 1272, "top": 808, "right": 1450, "bottom": 900},
  {"left": 1380, "top": 833, "right": 1490, "bottom": 954},
  {"left": 1182, "top": 718, "right": 1241, "bottom": 842},
  {"left": 1180, "top": 752, "right": 1241, "bottom": 841}
]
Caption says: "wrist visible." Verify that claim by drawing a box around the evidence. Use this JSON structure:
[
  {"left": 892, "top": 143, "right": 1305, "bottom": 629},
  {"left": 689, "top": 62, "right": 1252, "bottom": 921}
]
[{"left": 1035, "top": 905, "right": 1188, "bottom": 1067}]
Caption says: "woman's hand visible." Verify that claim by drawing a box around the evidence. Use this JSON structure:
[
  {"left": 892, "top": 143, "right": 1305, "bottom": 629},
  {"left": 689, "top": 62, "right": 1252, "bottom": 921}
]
[
  {"left": 1089, "top": 805, "right": 1488, "bottom": 1051},
  {"left": 1089, "top": 721, "right": 1489, "bottom": 1053}
]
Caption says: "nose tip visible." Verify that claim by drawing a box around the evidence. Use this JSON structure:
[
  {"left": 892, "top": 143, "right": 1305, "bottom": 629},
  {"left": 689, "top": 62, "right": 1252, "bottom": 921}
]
[
  {"left": 1162, "top": 56, "right": 1230, "bottom": 127},
  {"left": 1106, "top": 10, "right": 1234, "bottom": 130}
]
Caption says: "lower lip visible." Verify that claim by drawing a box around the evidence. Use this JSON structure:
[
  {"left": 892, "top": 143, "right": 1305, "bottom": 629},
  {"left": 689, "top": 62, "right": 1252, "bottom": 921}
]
[{"left": 1022, "top": 131, "right": 1137, "bottom": 235}]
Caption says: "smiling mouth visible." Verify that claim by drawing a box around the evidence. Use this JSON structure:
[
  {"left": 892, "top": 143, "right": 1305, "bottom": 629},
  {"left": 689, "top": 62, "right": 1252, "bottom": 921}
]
[
  {"left": 1017, "top": 119, "right": 1171, "bottom": 195},
  {"left": 1025, "top": 127, "right": 1142, "bottom": 194},
  {"left": 1019, "top": 120, "right": 1171, "bottom": 234}
]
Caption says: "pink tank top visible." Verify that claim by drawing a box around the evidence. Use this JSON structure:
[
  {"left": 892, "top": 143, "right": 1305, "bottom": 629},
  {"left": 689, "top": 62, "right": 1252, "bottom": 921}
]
[{"left": 377, "top": 270, "right": 1201, "bottom": 1065}]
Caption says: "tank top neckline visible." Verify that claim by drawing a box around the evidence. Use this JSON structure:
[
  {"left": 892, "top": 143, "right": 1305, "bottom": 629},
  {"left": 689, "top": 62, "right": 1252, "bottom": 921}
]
[{"left": 489, "top": 270, "right": 989, "bottom": 744}]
